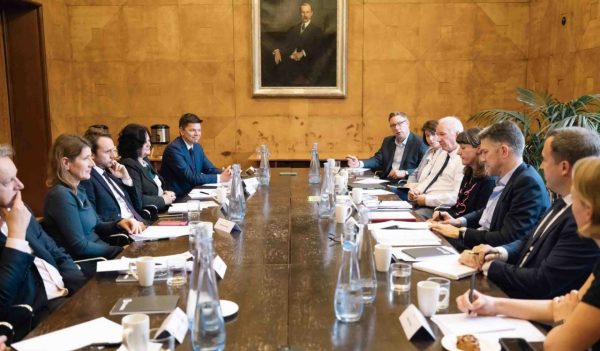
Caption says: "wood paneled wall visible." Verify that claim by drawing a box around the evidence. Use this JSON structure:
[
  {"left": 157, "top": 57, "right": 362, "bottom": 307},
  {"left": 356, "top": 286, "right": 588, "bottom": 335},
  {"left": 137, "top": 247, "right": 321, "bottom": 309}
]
[
  {"left": 29, "top": 0, "right": 595, "bottom": 167},
  {"left": 527, "top": 0, "right": 600, "bottom": 100}
]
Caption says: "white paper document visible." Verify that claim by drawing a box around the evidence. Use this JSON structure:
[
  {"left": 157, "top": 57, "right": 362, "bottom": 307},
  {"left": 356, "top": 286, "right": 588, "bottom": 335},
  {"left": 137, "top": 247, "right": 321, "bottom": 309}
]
[
  {"left": 362, "top": 189, "right": 394, "bottom": 196},
  {"left": 168, "top": 201, "right": 220, "bottom": 213},
  {"left": 369, "top": 211, "right": 416, "bottom": 221},
  {"left": 353, "top": 178, "right": 389, "bottom": 184},
  {"left": 97, "top": 251, "right": 193, "bottom": 272},
  {"left": 371, "top": 229, "right": 441, "bottom": 246},
  {"left": 12, "top": 317, "right": 122, "bottom": 351},
  {"left": 431, "top": 313, "right": 546, "bottom": 342},
  {"left": 412, "top": 256, "right": 477, "bottom": 280},
  {"left": 188, "top": 189, "right": 217, "bottom": 200},
  {"left": 131, "top": 225, "right": 191, "bottom": 242},
  {"left": 377, "top": 200, "right": 413, "bottom": 210},
  {"left": 368, "top": 220, "right": 429, "bottom": 231}
]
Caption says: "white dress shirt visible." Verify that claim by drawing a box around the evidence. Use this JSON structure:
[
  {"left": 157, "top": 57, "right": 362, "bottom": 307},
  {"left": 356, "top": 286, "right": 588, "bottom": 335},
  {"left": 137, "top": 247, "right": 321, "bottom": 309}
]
[
  {"left": 415, "top": 147, "right": 464, "bottom": 207},
  {"left": 477, "top": 162, "right": 521, "bottom": 231},
  {"left": 1, "top": 223, "right": 68, "bottom": 300}
]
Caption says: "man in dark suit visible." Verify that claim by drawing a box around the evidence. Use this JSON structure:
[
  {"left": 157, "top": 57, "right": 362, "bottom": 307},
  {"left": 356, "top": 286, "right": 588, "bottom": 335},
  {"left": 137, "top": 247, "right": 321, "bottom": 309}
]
[
  {"left": 431, "top": 121, "right": 550, "bottom": 248},
  {"left": 459, "top": 127, "right": 600, "bottom": 299},
  {"left": 346, "top": 112, "right": 428, "bottom": 180},
  {"left": 160, "top": 113, "right": 232, "bottom": 197},
  {"left": 80, "top": 127, "right": 146, "bottom": 227},
  {"left": 0, "top": 145, "right": 86, "bottom": 334},
  {"left": 272, "top": 2, "right": 323, "bottom": 86}
]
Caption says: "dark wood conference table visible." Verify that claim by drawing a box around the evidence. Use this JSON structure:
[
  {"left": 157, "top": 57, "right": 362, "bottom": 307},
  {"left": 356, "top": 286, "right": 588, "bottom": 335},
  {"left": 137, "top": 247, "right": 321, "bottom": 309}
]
[{"left": 26, "top": 168, "right": 542, "bottom": 350}]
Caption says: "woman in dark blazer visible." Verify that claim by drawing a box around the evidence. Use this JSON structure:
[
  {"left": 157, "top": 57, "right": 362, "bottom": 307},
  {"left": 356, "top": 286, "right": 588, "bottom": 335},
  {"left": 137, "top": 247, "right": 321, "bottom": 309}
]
[
  {"left": 434, "top": 127, "right": 496, "bottom": 227},
  {"left": 43, "top": 134, "right": 141, "bottom": 260},
  {"left": 117, "top": 124, "right": 176, "bottom": 213}
]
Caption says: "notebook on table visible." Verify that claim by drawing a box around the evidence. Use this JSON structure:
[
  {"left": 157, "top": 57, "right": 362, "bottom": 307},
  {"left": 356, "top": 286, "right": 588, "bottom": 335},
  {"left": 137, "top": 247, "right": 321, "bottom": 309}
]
[
  {"left": 412, "top": 256, "right": 478, "bottom": 280},
  {"left": 109, "top": 295, "right": 179, "bottom": 315}
]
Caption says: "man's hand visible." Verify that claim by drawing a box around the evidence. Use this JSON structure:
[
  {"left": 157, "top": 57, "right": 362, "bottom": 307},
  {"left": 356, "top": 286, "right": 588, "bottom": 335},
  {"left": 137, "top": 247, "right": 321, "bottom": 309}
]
[
  {"left": 430, "top": 222, "right": 460, "bottom": 239},
  {"left": 431, "top": 211, "right": 461, "bottom": 226},
  {"left": 290, "top": 50, "right": 305, "bottom": 61},
  {"left": 472, "top": 244, "right": 500, "bottom": 265},
  {"left": 387, "top": 169, "right": 407, "bottom": 180},
  {"left": 118, "top": 218, "right": 145, "bottom": 234},
  {"left": 459, "top": 250, "right": 481, "bottom": 269},
  {"left": 346, "top": 155, "right": 359, "bottom": 168},
  {"left": 108, "top": 161, "right": 130, "bottom": 181},
  {"left": 220, "top": 166, "right": 232, "bottom": 183},
  {"left": 0, "top": 191, "right": 30, "bottom": 240},
  {"left": 407, "top": 189, "right": 421, "bottom": 202},
  {"left": 273, "top": 49, "right": 282, "bottom": 64}
]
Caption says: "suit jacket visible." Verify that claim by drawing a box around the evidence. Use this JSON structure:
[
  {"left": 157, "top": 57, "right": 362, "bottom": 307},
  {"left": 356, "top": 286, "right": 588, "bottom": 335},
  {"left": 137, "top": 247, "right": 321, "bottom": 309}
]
[
  {"left": 43, "top": 183, "right": 123, "bottom": 260},
  {"left": 447, "top": 172, "right": 497, "bottom": 228},
  {"left": 160, "top": 137, "right": 222, "bottom": 197},
  {"left": 488, "top": 206, "right": 600, "bottom": 299},
  {"left": 362, "top": 133, "right": 428, "bottom": 179},
  {"left": 80, "top": 168, "right": 143, "bottom": 223},
  {"left": 121, "top": 158, "right": 168, "bottom": 212},
  {"left": 463, "top": 163, "right": 550, "bottom": 248},
  {"left": 281, "top": 22, "right": 322, "bottom": 59},
  {"left": 0, "top": 211, "right": 86, "bottom": 315}
]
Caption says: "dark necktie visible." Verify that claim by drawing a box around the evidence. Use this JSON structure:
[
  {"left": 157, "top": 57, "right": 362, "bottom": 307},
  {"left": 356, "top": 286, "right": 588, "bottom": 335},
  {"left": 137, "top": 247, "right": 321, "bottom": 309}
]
[
  {"left": 301, "top": 23, "right": 307, "bottom": 32},
  {"left": 422, "top": 154, "right": 450, "bottom": 193},
  {"left": 518, "top": 198, "right": 567, "bottom": 267},
  {"left": 102, "top": 171, "right": 144, "bottom": 222},
  {"left": 189, "top": 147, "right": 196, "bottom": 169}
]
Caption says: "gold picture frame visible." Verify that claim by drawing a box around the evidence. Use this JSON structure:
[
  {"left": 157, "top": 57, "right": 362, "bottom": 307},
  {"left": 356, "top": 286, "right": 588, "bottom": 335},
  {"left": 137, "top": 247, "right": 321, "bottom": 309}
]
[{"left": 251, "top": 0, "right": 347, "bottom": 98}]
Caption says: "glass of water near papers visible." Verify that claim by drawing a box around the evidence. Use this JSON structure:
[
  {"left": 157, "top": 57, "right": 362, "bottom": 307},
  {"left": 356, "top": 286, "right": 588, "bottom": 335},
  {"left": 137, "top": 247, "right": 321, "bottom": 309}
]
[
  {"left": 389, "top": 263, "right": 411, "bottom": 292},
  {"left": 167, "top": 258, "right": 187, "bottom": 287}
]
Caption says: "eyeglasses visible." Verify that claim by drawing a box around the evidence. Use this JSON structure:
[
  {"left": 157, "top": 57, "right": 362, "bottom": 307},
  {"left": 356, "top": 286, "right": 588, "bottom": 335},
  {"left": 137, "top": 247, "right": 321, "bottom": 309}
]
[{"left": 389, "top": 120, "right": 408, "bottom": 128}]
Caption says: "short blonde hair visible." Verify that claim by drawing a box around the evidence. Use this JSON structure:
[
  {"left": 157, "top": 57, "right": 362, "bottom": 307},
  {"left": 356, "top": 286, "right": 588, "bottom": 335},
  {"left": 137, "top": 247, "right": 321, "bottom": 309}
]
[{"left": 572, "top": 156, "right": 600, "bottom": 238}]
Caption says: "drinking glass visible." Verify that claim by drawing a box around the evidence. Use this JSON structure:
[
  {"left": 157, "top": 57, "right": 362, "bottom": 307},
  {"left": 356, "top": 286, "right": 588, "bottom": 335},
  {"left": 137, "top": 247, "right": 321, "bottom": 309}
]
[
  {"left": 389, "top": 263, "right": 411, "bottom": 292},
  {"left": 166, "top": 258, "right": 187, "bottom": 287}
]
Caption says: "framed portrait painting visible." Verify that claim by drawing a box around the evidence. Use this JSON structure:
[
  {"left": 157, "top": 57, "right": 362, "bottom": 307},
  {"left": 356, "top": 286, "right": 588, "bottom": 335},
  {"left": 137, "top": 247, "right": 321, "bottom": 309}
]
[{"left": 252, "top": 0, "right": 347, "bottom": 98}]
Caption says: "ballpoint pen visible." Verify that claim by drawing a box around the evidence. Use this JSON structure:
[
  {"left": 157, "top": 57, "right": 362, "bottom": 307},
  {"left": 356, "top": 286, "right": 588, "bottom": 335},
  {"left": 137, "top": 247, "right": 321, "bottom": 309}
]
[{"left": 468, "top": 273, "right": 476, "bottom": 313}]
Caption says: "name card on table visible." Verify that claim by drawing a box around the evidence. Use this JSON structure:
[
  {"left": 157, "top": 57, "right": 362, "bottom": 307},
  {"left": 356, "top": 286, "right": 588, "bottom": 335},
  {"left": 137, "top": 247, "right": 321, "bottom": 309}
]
[
  {"left": 308, "top": 195, "right": 321, "bottom": 202},
  {"left": 213, "top": 255, "right": 227, "bottom": 279},
  {"left": 215, "top": 218, "right": 241, "bottom": 233},
  {"left": 154, "top": 307, "right": 188, "bottom": 343},
  {"left": 399, "top": 304, "right": 435, "bottom": 341}
]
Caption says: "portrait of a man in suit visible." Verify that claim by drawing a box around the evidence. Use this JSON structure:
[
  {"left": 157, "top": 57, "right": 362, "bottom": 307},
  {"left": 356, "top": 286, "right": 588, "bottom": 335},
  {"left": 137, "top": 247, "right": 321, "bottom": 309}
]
[{"left": 259, "top": 1, "right": 338, "bottom": 88}]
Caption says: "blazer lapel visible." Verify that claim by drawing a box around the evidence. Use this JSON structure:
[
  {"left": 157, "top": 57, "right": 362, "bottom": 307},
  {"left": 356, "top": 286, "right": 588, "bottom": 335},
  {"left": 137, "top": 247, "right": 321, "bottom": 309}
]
[
  {"left": 399, "top": 133, "right": 414, "bottom": 170},
  {"left": 93, "top": 169, "right": 117, "bottom": 203},
  {"left": 490, "top": 164, "right": 526, "bottom": 228}
]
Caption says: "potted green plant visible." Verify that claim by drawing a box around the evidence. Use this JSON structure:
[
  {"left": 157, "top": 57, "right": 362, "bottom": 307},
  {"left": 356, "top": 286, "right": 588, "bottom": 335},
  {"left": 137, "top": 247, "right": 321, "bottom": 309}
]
[{"left": 469, "top": 87, "right": 600, "bottom": 170}]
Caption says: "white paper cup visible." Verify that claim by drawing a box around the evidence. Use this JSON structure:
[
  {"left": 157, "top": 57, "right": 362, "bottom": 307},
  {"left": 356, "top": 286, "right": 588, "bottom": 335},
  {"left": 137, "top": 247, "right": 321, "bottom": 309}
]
[
  {"left": 122, "top": 313, "right": 150, "bottom": 351},
  {"left": 374, "top": 244, "right": 392, "bottom": 272}
]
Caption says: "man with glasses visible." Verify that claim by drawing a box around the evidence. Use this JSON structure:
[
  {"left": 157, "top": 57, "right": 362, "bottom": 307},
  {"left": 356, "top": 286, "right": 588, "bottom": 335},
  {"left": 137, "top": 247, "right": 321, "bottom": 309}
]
[
  {"left": 346, "top": 112, "right": 427, "bottom": 181},
  {"left": 81, "top": 127, "right": 146, "bottom": 227}
]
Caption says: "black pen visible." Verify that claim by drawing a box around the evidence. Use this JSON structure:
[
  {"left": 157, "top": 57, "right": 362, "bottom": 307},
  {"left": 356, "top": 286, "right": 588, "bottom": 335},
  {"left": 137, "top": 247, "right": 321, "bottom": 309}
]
[{"left": 468, "top": 273, "right": 476, "bottom": 313}]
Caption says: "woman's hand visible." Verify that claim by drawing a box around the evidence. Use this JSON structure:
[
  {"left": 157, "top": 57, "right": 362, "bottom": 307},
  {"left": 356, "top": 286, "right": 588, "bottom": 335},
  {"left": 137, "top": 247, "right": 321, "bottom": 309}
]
[
  {"left": 552, "top": 290, "right": 580, "bottom": 323},
  {"left": 456, "top": 289, "right": 497, "bottom": 317}
]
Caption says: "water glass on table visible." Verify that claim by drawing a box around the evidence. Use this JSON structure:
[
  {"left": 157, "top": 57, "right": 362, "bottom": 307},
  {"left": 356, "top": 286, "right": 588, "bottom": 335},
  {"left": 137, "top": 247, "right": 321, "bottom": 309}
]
[
  {"left": 187, "top": 200, "right": 202, "bottom": 222},
  {"left": 166, "top": 258, "right": 187, "bottom": 287},
  {"left": 389, "top": 263, "right": 411, "bottom": 292}
]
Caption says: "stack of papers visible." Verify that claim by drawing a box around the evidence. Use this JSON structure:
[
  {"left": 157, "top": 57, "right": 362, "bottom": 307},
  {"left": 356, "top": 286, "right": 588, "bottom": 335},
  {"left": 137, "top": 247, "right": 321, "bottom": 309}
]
[
  {"left": 131, "top": 225, "right": 191, "bottom": 242},
  {"left": 431, "top": 313, "right": 545, "bottom": 342},
  {"left": 167, "top": 201, "right": 220, "bottom": 213},
  {"left": 368, "top": 220, "right": 429, "bottom": 231},
  {"left": 369, "top": 211, "right": 416, "bottom": 222},
  {"left": 97, "top": 251, "right": 193, "bottom": 272},
  {"left": 188, "top": 188, "right": 217, "bottom": 199},
  {"left": 411, "top": 256, "right": 477, "bottom": 280},
  {"left": 353, "top": 178, "right": 388, "bottom": 185},
  {"left": 362, "top": 189, "right": 394, "bottom": 196},
  {"left": 12, "top": 318, "right": 128, "bottom": 351},
  {"left": 377, "top": 201, "right": 412, "bottom": 210},
  {"left": 371, "top": 229, "right": 441, "bottom": 246}
]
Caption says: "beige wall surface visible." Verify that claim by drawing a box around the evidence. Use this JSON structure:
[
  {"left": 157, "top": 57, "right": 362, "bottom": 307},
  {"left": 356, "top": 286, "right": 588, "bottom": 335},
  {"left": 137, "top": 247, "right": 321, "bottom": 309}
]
[{"left": 29, "top": 0, "right": 596, "bottom": 166}]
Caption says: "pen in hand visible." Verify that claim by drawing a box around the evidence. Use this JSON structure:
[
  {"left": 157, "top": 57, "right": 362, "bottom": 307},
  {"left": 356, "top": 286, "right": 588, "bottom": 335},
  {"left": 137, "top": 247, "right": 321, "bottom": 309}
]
[{"left": 468, "top": 273, "right": 476, "bottom": 314}]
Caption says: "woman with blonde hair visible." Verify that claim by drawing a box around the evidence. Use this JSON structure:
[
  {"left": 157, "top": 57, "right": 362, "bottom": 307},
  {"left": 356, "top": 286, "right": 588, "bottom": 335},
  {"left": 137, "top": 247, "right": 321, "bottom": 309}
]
[
  {"left": 456, "top": 157, "right": 600, "bottom": 350},
  {"left": 43, "top": 134, "right": 140, "bottom": 260}
]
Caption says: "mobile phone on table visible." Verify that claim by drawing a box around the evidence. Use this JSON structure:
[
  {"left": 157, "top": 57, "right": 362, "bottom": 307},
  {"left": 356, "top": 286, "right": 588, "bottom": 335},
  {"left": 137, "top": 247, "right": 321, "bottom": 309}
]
[{"left": 499, "top": 338, "right": 535, "bottom": 351}]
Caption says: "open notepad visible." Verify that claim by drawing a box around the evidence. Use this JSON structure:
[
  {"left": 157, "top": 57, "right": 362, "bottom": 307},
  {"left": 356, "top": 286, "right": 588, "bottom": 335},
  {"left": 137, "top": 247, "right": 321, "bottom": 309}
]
[
  {"left": 371, "top": 229, "right": 441, "bottom": 247},
  {"left": 412, "top": 255, "right": 477, "bottom": 280},
  {"left": 369, "top": 211, "right": 416, "bottom": 222}
]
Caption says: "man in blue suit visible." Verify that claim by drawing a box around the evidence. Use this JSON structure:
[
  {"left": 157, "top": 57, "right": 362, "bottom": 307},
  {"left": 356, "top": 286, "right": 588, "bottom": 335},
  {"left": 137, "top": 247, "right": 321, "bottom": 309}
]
[
  {"left": 431, "top": 121, "right": 550, "bottom": 248},
  {"left": 81, "top": 127, "right": 146, "bottom": 226},
  {"left": 161, "top": 113, "right": 232, "bottom": 197},
  {"left": 459, "top": 127, "right": 600, "bottom": 299},
  {"left": 346, "top": 112, "right": 428, "bottom": 180},
  {"left": 0, "top": 145, "right": 86, "bottom": 335}
]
